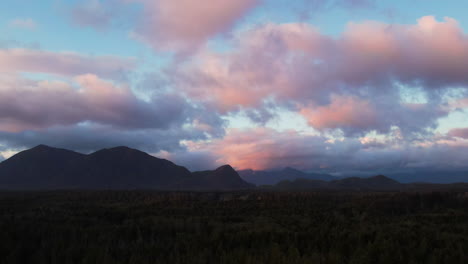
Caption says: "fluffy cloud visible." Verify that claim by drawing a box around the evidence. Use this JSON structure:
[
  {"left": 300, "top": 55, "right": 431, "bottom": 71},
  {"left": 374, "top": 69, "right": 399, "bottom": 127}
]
[
  {"left": 169, "top": 16, "right": 467, "bottom": 135},
  {"left": 300, "top": 95, "right": 377, "bottom": 132},
  {"left": 129, "top": 0, "right": 259, "bottom": 52},
  {"left": 0, "top": 74, "right": 193, "bottom": 132},
  {"left": 0, "top": 44, "right": 228, "bottom": 160},
  {"left": 0, "top": 48, "right": 136, "bottom": 79},
  {"left": 2, "top": 10, "right": 468, "bottom": 175}
]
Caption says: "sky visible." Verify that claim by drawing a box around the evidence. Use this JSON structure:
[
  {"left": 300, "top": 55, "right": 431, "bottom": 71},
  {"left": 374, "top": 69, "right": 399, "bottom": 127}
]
[{"left": 0, "top": 0, "right": 468, "bottom": 174}]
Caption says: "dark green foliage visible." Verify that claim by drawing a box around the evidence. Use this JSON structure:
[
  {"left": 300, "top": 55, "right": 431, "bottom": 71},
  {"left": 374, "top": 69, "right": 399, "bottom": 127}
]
[{"left": 0, "top": 191, "right": 467, "bottom": 263}]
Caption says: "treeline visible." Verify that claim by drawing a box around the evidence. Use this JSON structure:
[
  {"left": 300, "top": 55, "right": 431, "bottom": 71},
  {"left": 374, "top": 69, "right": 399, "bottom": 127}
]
[{"left": 0, "top": 191, "right": 467, "bottom": 263}]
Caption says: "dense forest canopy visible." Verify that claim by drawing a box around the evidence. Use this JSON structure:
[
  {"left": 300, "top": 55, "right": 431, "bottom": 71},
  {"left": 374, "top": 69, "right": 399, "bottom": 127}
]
[{"left": 0, "top": 191, "right": 467, "bottom": 264}]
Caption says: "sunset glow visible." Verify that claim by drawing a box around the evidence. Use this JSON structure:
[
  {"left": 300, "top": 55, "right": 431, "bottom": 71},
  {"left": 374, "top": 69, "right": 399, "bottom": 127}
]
[{"left": 1, "top": 0, "right": 467, "bottom": 174}]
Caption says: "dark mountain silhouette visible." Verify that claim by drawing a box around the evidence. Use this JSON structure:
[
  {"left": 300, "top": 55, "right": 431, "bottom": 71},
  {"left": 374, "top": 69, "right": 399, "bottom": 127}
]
[
  {"left": 239, "top": 167, "right": 334, "bottom": 185},
  {"left": 276, "top": 178, "right": 329, "bottom": 190},
  {"left": 386, "top": 170, "right": 468, "bottom": 184},
  {"left": 70, "top": 146, "right": 193, "bottom": 189},
  {"left": 0, "top": 145, "right": 252, "bottom": 190},
  {"left": 273, "top": 175, "right": 402, "bottom": 190},
  {"left": 241, "top": 167, "right": 468, "bottom": 186},
  {"left": 330, "top": 175, "right": 402, "bottom": 190},
  {"left": 185, "top": 165, "right": 254, "bottom": 190},
  {"left": 0, "top": 145, "right": 85, "bottom": 189},
  {"left": 272, "top": 175, "right": 468, "bottom": 191}
]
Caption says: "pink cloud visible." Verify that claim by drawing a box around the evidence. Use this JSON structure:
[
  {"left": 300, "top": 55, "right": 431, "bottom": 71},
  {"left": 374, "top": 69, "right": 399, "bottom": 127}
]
[
  {"left": 300, "top": 95, "right": 377, "bottom": 131},
  {"left": 0, "top": 48, "right": 136, "bottom": 79},
  {"left": 0, "top": 74, "right": 190, "bottom": 132},
  {"left": 130, "top": 0, "right": 259, "bottom": 52},
  {"left": 168, "top": 16, "right": 466, "bottom": 134},
  {"left": 450, "top": 98, "right": 468, "bottom": 109},
  {"left": 448, "top": 128, "right": 468, "bottom": 139},
  {"left": 178, "top": 128, "right": 468, "bottom": 171}
]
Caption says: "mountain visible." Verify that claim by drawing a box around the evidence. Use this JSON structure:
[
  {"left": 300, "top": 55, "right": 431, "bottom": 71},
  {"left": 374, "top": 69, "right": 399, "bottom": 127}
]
[
  {"left": 239, "top": 167, "right": 334, "bottom": 185},
  {"left": 70, "top": 146, "right": 194, "bottom": 189},
  {"left": 273, "top": 175, "right": 403, "bottom": 191},
  {"left": 330, "top": 175, "right": 402, "bottom": 190},
  {"left": 276, "top": 178, "right": 329, "bottom": 190},
  {"left": 0, "top": 145, "right": 85, "bottom": 189},
  {"left": 186, "top": 165, "right": 254, "bottom": 190},
  {"left": 386, "top": 170, "right": 468, "bottom": 184},
  {"left": 0, "top": 145, "right": 252, "bottom": 190}
]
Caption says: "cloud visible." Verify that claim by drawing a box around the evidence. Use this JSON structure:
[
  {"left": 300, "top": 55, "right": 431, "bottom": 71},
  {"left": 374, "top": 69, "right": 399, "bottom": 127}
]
[
  {"left": 0, "top": 124, "right": 207, "bottom": 154},
  {"left": 0, "top": 48, "right": 136, "bottom": 79},
  {"left": 157, "top": 150, "right": 218, "bottom": 171},
  {"left": 300, "top": 95, "right": 377, "bottom": 132},
  {"left": 448, "top": 128, "right": 468, "bottom": 139},
  {"left": 69, "top": 0, "right": 137, "bottom": 30},
  {"left": 70, "top": 0, "right": 114, "bottom": 30},
  {"left": 168, "top": 16, "right": 467, "bottom": 135},
  {"left": 0, "top": 74, "right": 192, "bottom": 132},
  {"left": 129, "top": 0, "right": 259, "bottom": 52},
  {"left": 174, "top": 128, "right": 468, "bottom": 172},
  {"left": 9, "top": 18, "right": 38, "bottom": 30},
  {"left": 450, "top": 97, "right": 468, "bottom": 109},
  {"left": 296, "top": 0, "right": 377, "bottom": 20}
]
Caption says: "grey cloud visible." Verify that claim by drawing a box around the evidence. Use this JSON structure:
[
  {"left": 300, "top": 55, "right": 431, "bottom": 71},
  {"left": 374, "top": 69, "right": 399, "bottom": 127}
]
[
  {"left": 0, "top": 75, "right": 194, "bottom": 131},
  {"left": 0, "top": 124, "right": 209, "bottom": 154}
]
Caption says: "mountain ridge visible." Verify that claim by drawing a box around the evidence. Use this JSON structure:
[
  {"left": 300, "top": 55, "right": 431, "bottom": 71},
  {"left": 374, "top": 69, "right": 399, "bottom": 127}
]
[
  {"left": 271, "top": 175, "right": 468, "bottom": 191},
  {"left": 0, "top": 145, "right": 252, "bottom": 190},
  {"left": 239, "top": 167, "right": 335, "bottom": 185}
]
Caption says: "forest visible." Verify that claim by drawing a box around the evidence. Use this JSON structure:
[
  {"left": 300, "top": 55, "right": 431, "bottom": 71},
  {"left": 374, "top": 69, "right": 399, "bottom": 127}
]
[{"left": 0, "top": 190, "right": 467, "bottom": 264}]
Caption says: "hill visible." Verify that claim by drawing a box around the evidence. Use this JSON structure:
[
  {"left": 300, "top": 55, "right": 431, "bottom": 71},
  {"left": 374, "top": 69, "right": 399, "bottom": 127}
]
[
  {"left": 239, "top": 167, "right": 334, "bottom": 185},
  {"left": 273, "top": 175, "right": 402, "bottom": 190},
  {"left": 0, "top": 145, "right": 252, "bottom": 190}
]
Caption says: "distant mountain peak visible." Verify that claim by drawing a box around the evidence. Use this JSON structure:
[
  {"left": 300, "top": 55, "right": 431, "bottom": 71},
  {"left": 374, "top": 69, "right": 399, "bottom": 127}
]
[
  {"left": 90, "top": 146, "right": 150, "bottom": 158},
  {"left": 31, "top": 144, "right": 54, "bottom": 150},
  {"left": 101, "top": 146, "right": 138, "bottom": 152},
  {"left": 282, "top": 167, "right": 303, "bottom": 173},
  {"left": 215, "top": 165, "right": 236, "bottom": 173},
  {"left": 23, "top": 144, "right": 82, "bottom": 156},
  {"left": 368, "top": 175, "right": 401, "bottom": 184},
  {"left": 371, "top": 175, "right": 392, "bottom": 180},
  {"left": 108, "top": 146, "right": 134, "bottom": 151}
]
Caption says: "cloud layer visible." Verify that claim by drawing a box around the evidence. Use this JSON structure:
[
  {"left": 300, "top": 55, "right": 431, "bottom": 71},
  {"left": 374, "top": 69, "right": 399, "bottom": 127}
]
[
  {"left": 2, "top": 6, "right": 468, "bottom": 175},
  {"left": 0, "top": 74, "right": 193, "bottom": 132},
  {"left": 170, "top": 16, "right": 466, "bottom": 136},
  {"left": 174, "top": 128, "right": 468, "bottom": 172}
]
